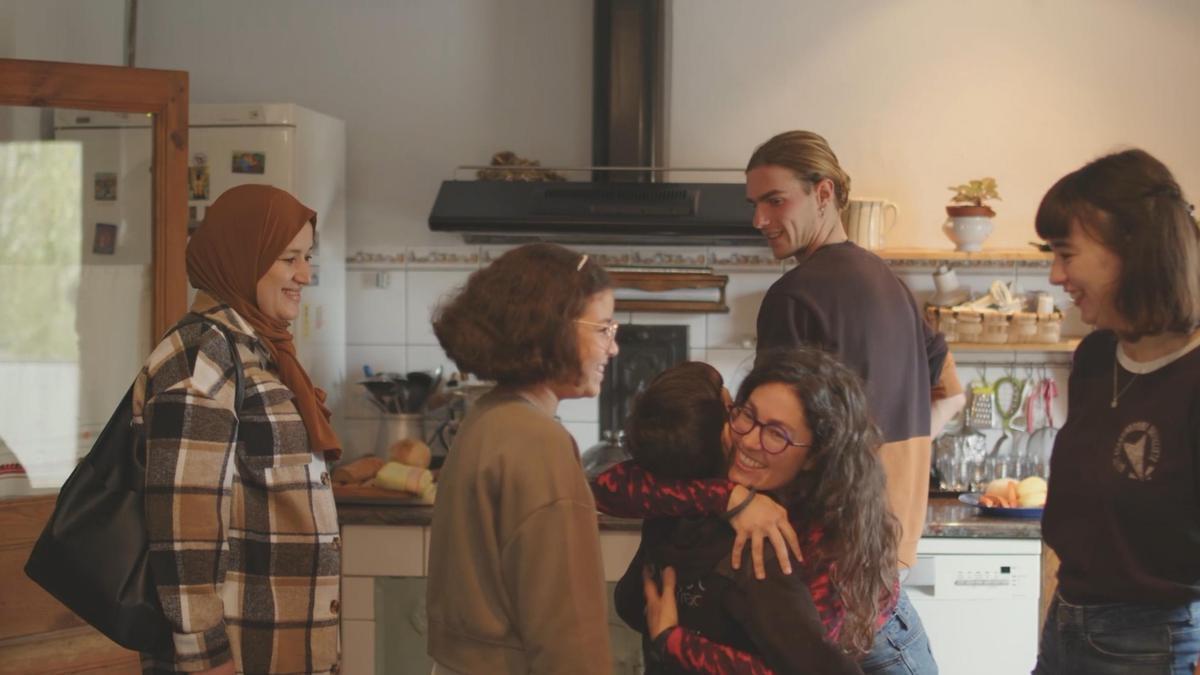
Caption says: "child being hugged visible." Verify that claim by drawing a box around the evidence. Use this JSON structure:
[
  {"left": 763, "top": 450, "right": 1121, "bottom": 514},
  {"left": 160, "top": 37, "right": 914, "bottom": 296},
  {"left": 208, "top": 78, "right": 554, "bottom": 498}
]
[{"left": 613, "top": 359, "right": 865, "bottom": 675}]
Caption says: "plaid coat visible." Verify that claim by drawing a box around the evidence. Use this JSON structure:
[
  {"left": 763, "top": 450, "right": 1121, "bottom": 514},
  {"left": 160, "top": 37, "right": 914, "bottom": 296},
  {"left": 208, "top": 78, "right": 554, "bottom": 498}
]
[{"left": 134, "top": 294, "right": 340, "bottom": 674}]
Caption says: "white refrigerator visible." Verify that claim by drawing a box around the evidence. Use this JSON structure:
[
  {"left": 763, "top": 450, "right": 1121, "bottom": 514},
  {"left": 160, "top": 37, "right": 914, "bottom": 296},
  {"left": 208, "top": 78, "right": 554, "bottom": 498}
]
[{"left": 55, "top": 103, "right": 347, "bottom": 444}]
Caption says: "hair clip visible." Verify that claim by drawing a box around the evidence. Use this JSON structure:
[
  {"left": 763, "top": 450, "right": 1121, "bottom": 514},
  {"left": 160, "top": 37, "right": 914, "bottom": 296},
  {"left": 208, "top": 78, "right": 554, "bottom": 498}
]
[{"left": 576, "top": 254, "right": 589, "bottom": 271}]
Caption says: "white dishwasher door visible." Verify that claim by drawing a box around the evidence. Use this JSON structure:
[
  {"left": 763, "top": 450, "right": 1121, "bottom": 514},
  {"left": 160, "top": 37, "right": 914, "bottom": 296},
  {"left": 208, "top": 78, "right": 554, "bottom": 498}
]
[{"left": 904, "top": 538, "right": 1042, "bottom": 675}]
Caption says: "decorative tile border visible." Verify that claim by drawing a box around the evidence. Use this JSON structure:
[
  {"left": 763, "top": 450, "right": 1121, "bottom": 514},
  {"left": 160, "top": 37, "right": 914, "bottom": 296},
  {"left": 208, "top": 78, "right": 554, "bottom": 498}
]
[
  {"left": 347, "top": 250, "right": 406, "bottom": 265},
  {"left": 349, "top": 245, "right": 785, "bottom": 271},
  {"left": 886, "top": 257, "right": 1051, "bottom": 270},
  {"left": 708, "top": 247, "right": 783, "bottom": 271},
  {"left": 406, "top": 246, "right": 481, "bottom": 268}
]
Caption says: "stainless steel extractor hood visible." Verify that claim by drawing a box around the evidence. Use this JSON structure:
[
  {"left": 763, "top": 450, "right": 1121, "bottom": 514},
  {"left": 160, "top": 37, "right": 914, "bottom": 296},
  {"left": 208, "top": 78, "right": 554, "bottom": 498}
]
[{"left": 428, "top": 0, "right": 757, "bottom": 246}]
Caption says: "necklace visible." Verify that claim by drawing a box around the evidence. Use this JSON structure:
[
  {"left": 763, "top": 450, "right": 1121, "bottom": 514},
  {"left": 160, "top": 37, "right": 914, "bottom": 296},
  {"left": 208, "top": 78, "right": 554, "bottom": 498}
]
[{"left": 1111, "top": 362, "right": 1138, "bottom": 408}]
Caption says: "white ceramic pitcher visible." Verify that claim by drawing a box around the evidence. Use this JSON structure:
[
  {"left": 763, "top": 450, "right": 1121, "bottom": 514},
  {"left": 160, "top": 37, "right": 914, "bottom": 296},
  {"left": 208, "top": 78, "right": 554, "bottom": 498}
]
[{"left": 842, "top": 199, "right": 898, "bottom": 250}]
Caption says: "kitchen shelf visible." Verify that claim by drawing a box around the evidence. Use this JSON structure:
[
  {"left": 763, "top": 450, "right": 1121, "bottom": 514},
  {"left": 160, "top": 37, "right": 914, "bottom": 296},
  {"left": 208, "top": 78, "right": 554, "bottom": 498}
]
[
  {"left": 949, "top": 338, "right": 1080, "bottom": 353},
  {"left": 879, "top": 247, "right": 1051, "bottom": 269},
  {"left": 608, "top": 268, "right": 729, "bottom": 313}
]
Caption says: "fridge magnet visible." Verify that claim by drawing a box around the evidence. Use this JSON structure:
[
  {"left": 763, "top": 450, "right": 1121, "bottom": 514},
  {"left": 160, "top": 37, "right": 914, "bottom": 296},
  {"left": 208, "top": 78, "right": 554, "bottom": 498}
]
[
  {"left": 188, "top": 164, "right": 210, "bottom": 200},
  {"left": 92, "top": 223, "right": 118, "bottom": 255},
  {"left": 232, "top": 151, "right": 266, "bottom": 174},
  {"left": 94, "top": 172, "right": 117, "bottom": 201}
]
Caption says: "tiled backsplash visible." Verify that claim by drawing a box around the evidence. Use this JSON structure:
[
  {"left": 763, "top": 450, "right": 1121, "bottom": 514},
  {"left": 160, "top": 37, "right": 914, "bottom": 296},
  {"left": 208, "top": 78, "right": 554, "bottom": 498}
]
[{"left": 340, "top": 245, "right": 1077, "bottom": 459}]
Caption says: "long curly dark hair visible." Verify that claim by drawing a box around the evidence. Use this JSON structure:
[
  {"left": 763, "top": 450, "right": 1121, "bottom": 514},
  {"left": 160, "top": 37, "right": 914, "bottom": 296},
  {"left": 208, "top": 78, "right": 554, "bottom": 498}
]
[{"left": 738, "top": 347, "right": 899, "bottom": 654}]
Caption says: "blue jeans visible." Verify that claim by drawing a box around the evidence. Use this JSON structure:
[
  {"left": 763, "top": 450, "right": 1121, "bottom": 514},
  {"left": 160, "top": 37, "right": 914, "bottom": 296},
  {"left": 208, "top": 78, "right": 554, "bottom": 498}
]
[
  {"left": 1033, "top": 593, "right": 1200, "bottom": 675},
  {"left": 860, "top": 588, "right": 939, "bottom": 674}
]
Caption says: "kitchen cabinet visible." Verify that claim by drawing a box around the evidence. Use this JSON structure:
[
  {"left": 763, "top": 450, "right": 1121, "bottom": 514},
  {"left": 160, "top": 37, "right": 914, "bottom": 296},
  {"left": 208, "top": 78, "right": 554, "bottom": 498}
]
[
  {"left": 339, "top": 523, "right": 645, "bottom": 675},
  {"left": 340, "top": 500, "right": 1047, "bottom": 674}
]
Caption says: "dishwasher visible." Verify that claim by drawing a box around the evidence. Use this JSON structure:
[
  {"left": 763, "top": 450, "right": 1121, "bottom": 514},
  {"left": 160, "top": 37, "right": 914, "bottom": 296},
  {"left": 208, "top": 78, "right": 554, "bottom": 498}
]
[{"left": 904, "top": 537, "right": 1042, "bottom": 675}]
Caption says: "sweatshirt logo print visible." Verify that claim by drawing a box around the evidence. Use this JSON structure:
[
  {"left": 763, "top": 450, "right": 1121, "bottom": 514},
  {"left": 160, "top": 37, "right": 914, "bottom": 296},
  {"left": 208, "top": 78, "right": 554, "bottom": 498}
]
[{"left": 1111, "top": 421, "right": 1160, "bottom": 481}]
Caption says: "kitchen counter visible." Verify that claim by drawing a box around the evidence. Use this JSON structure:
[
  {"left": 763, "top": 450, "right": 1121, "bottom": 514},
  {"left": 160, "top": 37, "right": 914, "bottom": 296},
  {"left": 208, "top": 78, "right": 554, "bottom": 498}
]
[{"left": 335, "top": 495, "right": 1040, "bottom": 539}]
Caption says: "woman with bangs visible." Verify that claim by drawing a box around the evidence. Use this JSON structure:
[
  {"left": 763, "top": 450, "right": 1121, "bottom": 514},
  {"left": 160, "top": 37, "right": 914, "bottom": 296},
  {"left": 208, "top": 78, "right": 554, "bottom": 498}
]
[{"left": 1032, "top": 149, "right": 1200, "bottom": 675}]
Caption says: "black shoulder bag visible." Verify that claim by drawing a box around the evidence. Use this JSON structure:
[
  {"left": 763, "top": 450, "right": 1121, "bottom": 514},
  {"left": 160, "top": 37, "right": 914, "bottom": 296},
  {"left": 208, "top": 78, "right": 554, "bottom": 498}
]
[{"left": 24, "top": 315, "right": 244, "bottom": 652}]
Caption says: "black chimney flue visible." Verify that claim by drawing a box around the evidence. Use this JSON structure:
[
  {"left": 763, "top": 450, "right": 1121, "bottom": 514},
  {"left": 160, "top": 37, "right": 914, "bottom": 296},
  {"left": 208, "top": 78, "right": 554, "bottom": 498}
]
[{"left": 592, "top": 0, "right": 664, "bottom": 183}]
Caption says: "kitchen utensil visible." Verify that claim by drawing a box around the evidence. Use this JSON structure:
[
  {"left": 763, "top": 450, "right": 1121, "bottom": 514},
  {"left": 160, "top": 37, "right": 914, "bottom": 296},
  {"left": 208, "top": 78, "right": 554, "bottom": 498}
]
[
  {"left": 966, "top": 373, "right": 995, "bottom": 429},
  {"left": 989, "top": 374, "right": 1027, "bottom": 479},
  {"left": 362, "top": 394, "right": 388, "bottom": 414},
  {"left": 1025, "top": 375, "right": 1059, "bottom": 478},
  {"left": 387, "top": 373, "right": 409, "bottom": 413},
  {"left": 405, "top": 370, "right": 435, "bottom": 412},
  {"left": 360, "top": 379, "right": 398, "bottom": 413}
]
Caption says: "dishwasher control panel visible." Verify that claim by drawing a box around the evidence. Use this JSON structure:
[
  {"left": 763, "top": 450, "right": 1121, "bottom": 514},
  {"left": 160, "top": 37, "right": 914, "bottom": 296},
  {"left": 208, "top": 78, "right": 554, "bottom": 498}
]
[{"left": 907, "top": 552, "right": 1040, "bottom": 599}]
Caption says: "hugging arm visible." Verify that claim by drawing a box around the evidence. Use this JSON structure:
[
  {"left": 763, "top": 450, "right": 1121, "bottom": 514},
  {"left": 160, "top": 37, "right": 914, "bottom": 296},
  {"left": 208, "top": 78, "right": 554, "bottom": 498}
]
[
  {"left": 593, "top": 462, "right": 802, "bottom": 575},
  {"left": 591, "top": 460, "right": 732, "bottom": 518}
]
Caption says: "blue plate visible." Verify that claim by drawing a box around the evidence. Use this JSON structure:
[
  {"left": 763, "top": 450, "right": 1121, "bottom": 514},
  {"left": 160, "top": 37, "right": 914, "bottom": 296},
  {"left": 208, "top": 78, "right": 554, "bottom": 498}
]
[{"left": 959, "top": 492, "right": 1044, "bottom": 519}]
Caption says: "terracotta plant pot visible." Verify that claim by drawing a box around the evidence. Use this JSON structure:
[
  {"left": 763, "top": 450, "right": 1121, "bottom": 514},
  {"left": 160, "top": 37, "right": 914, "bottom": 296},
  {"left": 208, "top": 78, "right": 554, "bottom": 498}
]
[{"left": 946, "top": 204, "right": 995, "bottom": 218}]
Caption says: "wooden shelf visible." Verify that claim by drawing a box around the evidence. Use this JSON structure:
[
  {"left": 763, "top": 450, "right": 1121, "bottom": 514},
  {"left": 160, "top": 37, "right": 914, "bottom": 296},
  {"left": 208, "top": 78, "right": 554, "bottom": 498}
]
[
  {"left": 879, "top": 247, "right": 1051, "bottom": 268},
  {"left": 949, "top": 338, "right": 1079, "bottom": 353},
  {"left": 608, "top": 269, "right": 729, "bottom": 313}
]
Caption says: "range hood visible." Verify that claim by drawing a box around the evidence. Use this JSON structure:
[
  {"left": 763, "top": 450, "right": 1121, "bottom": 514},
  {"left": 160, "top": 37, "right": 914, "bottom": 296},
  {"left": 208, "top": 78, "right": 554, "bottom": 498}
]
[
  {"left": 427, "top": 0, "right": 760, "bottom": 246},
  {"left": 428, "top": 179, "right": 757, "bottom": 245}
]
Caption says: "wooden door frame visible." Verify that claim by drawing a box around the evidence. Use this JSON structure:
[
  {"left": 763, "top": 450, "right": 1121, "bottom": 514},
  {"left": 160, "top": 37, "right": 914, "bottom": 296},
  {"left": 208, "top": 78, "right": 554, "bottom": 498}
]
[{"left": 0, "top": 58, "right": 189, "bottom": 337}]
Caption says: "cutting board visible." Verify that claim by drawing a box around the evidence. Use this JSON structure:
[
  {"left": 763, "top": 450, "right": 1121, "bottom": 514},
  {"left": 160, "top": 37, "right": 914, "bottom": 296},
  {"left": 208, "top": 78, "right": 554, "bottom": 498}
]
[{"left": 332, "top": 484, "right": 427, "bottom": 505}]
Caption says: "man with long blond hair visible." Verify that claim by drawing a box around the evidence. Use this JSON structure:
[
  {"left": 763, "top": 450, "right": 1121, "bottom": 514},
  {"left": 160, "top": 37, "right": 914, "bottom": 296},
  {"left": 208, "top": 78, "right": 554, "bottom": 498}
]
[{"left": 739, "top": 130, "right": 965, "bottom": 673}]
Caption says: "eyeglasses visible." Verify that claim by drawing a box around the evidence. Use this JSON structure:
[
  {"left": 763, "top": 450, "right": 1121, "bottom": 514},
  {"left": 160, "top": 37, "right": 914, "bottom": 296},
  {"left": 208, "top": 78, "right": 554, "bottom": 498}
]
[
  {"left": 575, "top": 318, "right": 620, "bottom": 342},
  {"left": 728, "top": 404, "right": 811, "bottom": 454}
]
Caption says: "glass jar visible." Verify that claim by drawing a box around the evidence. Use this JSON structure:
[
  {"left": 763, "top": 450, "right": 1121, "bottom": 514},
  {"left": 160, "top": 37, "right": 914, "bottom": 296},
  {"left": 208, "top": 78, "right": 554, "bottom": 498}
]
[
  {"left": 1009, "top": 311, "right": 1038, "bottom": 343},
  {"left": 980, "top": 312, "right": 1010, "bottom": 344},
  {"left": 956, "top": 310, "right": 983, "bottom": 342}
]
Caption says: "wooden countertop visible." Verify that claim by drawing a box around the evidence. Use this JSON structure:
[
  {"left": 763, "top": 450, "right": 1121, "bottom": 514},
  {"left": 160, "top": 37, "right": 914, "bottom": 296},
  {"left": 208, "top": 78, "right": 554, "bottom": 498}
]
[{"left": 336, "top": 495, "right": 1040, "bottom": 539}]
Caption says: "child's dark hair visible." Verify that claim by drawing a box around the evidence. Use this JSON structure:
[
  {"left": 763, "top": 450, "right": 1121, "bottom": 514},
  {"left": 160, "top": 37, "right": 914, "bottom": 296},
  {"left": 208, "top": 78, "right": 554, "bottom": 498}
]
[{"left": 624, "top": 361, "right": 727, "bottom": 481}]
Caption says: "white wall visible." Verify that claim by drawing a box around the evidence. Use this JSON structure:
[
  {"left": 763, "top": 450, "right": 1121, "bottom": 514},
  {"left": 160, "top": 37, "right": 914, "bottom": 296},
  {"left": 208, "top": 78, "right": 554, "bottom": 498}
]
[
  {"left": 0, "top": 0, "right": 126, "bottom": 140},
  {"left": 134, "top": 0, "right": 594, "bottom": 252},
  {"left": 9, "top": 1, "right": 1198, "bottom": 250},
  {"left": 0, "top": 0, "right": 125, "bottom": 63},
  {"left": 668, "top": 0, "right": 1200, "bottom": 249}
]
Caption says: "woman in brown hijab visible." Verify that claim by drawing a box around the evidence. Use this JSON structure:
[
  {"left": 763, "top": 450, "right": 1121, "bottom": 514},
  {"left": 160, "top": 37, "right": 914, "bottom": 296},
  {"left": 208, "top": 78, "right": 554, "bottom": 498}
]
[{"left": 135, "top": 185, "right": 342, "bottom": 675}]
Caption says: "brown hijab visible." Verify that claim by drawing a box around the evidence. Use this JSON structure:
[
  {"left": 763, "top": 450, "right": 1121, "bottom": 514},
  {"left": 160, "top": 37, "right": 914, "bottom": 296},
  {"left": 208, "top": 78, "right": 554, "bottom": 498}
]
[{"left": 186, "top": 184, "right": 342, "bottom": 460}]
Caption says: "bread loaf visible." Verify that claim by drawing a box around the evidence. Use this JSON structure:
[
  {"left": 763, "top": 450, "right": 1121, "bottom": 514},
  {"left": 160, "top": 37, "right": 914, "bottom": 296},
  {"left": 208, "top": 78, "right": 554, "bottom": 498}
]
[
  {"left": 374, "top": 462, "right": 434, "bottom": 494},
  {"left": 388, "top": 438, "right": 432, "bottom": 469},
  {"left": 332, "top": 456, "right": 386, "bottom": 485}
]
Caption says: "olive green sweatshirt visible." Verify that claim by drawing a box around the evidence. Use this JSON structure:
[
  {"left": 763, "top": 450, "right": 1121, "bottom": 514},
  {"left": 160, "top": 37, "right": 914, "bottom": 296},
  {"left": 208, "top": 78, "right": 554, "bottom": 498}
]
[{"left": 426, "top": 391, "right": 612, "bottom": 674}]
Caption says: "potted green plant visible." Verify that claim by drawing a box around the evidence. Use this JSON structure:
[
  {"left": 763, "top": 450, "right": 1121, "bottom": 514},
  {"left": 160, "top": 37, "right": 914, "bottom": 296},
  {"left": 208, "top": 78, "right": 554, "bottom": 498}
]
[{"left": 944, "top": 177, "right": 1000, "bottom": 251}]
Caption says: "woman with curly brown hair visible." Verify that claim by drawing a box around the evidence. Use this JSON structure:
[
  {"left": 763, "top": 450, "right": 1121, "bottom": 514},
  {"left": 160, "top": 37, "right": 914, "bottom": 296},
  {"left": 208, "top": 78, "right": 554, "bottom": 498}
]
[
  {"left": 597, "top": 347, "right": 913, "bottom": 673},
  {"left": 425, "top": 243, "right": 619, "bottom": 675}
]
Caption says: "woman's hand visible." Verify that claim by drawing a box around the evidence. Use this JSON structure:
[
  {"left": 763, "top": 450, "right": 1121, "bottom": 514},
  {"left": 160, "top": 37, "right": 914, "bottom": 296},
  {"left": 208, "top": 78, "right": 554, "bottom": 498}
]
[
  {"left": 642, "top": 565, "right": 679, "bottom": 640},
  {"left": 727, "top": 485, "right": 803, "bottom": 579}
]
